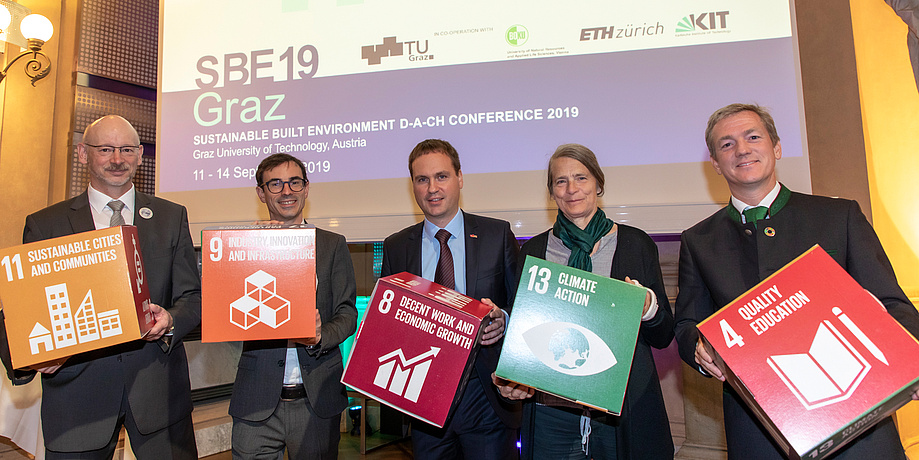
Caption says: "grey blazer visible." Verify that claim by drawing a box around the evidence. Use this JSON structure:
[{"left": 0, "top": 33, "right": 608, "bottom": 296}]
[
  {"left": 0, "top": 191, "right": 201, "bottom": 451},
  {"left": 228, "top": 227, "right": 357, "bottom": 421},
  {"left": 675, "top": 188, "right": 919, "bottom": 460}
]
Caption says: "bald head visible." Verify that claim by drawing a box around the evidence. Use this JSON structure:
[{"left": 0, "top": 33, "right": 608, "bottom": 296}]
[
  {"left": 83, "top": 115, "right": 141, "bottom": 146},
  {"left": 78, "top": 115, "right": 143, "bottom": 198}
]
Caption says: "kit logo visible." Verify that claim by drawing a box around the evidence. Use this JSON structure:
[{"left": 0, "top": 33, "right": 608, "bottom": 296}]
[
  {"left": 374, "top": 347, "right": 440, "bottom": 402},
  {"left": 361, "top": 36, "right": 431, "bottom": 65},
  {"left": 29, "top": 283, "right": 126, "bottom": 355},
  {"left": 767, "top": 307, "right": 887, "bottom": 410},
  {"left": 230, "top": 270, "right": 291, "bottom": 330},
  {"left": 523, "top": 322, "right": 616, "bottom": 376},
  {"left": 676, "top": 11, "right": 729, "bottom": 33}
]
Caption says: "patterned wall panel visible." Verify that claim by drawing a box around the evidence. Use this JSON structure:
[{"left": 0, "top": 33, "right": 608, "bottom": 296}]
[
  {"left": 71, "top": 87, "right": 158, "bottom": 197},
  {"left": 77, "top": 0, "right": 158, "bottom": 88},
  {"left": 75, "top": 87, "right": 156, "bottom": 142}
]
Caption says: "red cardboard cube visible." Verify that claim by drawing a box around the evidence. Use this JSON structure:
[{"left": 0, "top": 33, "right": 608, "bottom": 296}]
[
  {"left": 698, "top": 245, "right": 919, "bottom": 460},
  {"left": 201, "top": 225, "right": 316, "bottom": 342},
  {"left": 341, "top": 272, "right": 492, "bottom": 428}
]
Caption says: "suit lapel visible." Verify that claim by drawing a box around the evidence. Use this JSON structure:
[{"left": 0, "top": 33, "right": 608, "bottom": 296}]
[
  {"left": 68, "top": 192, "right": 96, "bottom": 233},
  {"left": 406, "top": 222, "right": 423, "bottom": 275},
  {"left": 464, "top": 212, "right": 478, "bottom": 297},
  {"left": 133, "top": 193, "right": 154, "bottom": 254},
  {"left": 133, "top": 193, "right": 152, "bottom": 227}
]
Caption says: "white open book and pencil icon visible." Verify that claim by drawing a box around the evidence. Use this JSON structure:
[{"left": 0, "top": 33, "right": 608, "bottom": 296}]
[{"left": 766, "top": 307, "right": 887, "bottom": 410}]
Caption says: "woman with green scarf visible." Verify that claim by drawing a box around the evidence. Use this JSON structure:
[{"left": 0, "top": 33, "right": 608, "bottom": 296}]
[{"left": 495, "top": 144, "right": 675, "bottom": 459}]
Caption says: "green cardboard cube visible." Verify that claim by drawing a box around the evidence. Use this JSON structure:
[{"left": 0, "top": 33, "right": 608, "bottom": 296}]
[{"left": 496, "top": 255, "right": 647, "bottom": 414}]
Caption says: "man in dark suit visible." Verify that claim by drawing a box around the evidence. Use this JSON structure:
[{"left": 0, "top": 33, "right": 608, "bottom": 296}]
[
  {"left": 382, "top": 139, "right": 521, "bottom": 459},
  {"left": 0, "top": 115, "right": 201, "bottom": 458},
  {"left": 228, "top": 153, "right": 357, "bottom": 459},
  {"left": 674, "top": 103, "right": 919, "bottom": 460}
]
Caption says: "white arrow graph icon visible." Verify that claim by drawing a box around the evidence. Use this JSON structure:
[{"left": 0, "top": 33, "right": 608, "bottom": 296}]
[{"left": 374, "top": 347, "right": 440, "bottom": 402}]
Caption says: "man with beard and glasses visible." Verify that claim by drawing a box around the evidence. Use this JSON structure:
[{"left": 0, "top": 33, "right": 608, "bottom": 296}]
[{"left": 0, "top": 115, "right": 201, "bottom": 459}]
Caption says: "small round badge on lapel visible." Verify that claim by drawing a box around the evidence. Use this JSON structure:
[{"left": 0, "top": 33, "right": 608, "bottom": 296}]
[
  {"left": 764, "top": 227, "right": 776, "bottom": 237},
  {"left": 139, "top": 207, "right": 153, "bottom": 219}
]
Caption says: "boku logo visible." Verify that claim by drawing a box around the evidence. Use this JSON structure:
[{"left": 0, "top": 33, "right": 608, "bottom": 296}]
[
  {"left": 676, "top": 11, "right": 729, "bottom": 33},
  {"left": 506, "top": 24, "right": 528, "bottom": 46},
  {"left": 361, "top": 36, "right": 431, "bottom": 65}
]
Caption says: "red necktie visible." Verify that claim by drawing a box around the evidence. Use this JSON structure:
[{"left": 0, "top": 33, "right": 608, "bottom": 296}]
[{"left": 434, "top": 229, "right": 455, "bottom": 290}]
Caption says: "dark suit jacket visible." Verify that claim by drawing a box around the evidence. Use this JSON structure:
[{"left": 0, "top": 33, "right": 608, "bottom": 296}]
[
  {"left": 674, "top": 188, "right": 919, "bottom": 460},
  {"left": 0, "top": 191, "right": 201, "bottom": 451},
  {"left": 519, "top": 226, "right": 674, "bottom": 460},
  {"left": 381, "top": 211, "right": 522, "bottom": 428},
  {"left": 228, "top": 228, "right": 357, "bottom": 421}
]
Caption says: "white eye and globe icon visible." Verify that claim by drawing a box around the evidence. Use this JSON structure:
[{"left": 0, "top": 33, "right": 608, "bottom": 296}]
[{"left": 523, "top": 322, "right": 617, "bottom": 376}]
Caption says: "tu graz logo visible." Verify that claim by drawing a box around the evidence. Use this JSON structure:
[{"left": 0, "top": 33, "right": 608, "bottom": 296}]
[{"left": 362, "top": 36, "right": 431, "bottom": 65}]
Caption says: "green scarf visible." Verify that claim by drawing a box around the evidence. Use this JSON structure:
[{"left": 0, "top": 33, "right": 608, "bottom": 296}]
[{"left": 552, "top": 208, "right": 615, "bottom": 272}]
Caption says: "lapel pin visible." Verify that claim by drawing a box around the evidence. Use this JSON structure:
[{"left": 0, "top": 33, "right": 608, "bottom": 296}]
[
  {"left": 469, "top": 234, "right": 477, "bottom": 238},
  {"left": 764, "top": 227, "right": 776, "bottom": 237},
  {"left": 139, "top": 207, "right": 153, "bottom": 219}
]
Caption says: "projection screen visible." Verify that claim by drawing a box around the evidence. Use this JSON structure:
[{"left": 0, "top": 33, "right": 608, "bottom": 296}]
[{"left": 158, "top": 0, "right": 810, "bottom": 242}]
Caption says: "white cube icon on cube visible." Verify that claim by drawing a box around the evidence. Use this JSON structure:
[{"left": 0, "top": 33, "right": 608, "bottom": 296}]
[
  {"left": 246, "top": 270, "right": 276, "bottom": 303},
  {"left": 231, "top": 296, "right": 260, "bottom": 330},
  {"left": 259, "top": 294, "right": 291, "bottom": 328}
]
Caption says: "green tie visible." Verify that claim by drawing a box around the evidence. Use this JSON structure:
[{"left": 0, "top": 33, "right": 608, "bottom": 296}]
[{"left": 742, "top": 206, "right": 768, "bottom": 228}]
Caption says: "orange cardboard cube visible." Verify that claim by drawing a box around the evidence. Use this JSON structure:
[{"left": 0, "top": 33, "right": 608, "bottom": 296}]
[
  {"left": 0, "top": 226, "right": 154, "bottom": 369},
  {"left": 201, "top": 225, "right": 317, "bottom": 342}
]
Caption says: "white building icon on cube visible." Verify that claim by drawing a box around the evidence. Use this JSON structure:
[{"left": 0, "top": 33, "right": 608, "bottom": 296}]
[
  {"left": 45, "top": 283, "right": 77, "bottom": 348},
  {"left": 230, "top": 270, "right": 291, "bottom": 330},
  {"left": 28, "top": 324, "right": 54, "bottom": 354},
  {"left": 29, "top": 284, "right": 122, "bottom": 355}
]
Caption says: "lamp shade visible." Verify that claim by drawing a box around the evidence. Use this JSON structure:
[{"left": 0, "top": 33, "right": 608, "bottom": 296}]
[
  {"left": 20, "top": 13, "right": 53, "bottom": 42},
  {"left": 0, "top": 5, "right": 12, "bottom": 31}
]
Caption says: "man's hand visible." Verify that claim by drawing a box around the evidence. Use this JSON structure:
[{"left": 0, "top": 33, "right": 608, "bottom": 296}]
[
  {"left": 695, "top": 338, "right": 725, "bottom": 381},
  {"left": 143, "top": 303, "right": 174, "bottom": 341},
  {"left": 492, "top": 373, "right": 535, "bottom": 400},
  {"left": 912, "top": 388, "right": 919, "bottom": 401},
  {"left": 479, "top": 298, "right": 506, "bottom": 346},
  {"left": 294, "top": 310, "right": 322, "bottom": 346},
  {"left": 32, "top": 357, "right": 67, "bottom": 374}
]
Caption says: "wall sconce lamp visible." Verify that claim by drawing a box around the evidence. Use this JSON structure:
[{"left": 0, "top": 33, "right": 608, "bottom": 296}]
[{"left": 0, "top": 3, "right": 53, "bottom": 87}]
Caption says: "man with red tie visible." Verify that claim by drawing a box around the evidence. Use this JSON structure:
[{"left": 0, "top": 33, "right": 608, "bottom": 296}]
[{"left": 382, "top": 139, "right": 521, "bottom": 459}]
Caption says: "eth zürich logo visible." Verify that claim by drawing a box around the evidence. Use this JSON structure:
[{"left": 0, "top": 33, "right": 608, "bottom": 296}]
[
  {"left": 506, "top": 25, "right": 528, "bottom": 46},
  {"left": 676, "top": 11, "right": 729, "bottom": 33},
  {"left": 523, "top": 321, "right": 616, "bottom": 376}
]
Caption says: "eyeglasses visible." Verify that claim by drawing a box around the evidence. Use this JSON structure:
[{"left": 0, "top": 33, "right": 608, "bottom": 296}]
[
  {"left": 86, "top": 144, "right": 141, "bottom": 156},
  {"left": 261, "top": 178, "right": 307, "bottom": 194}
]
